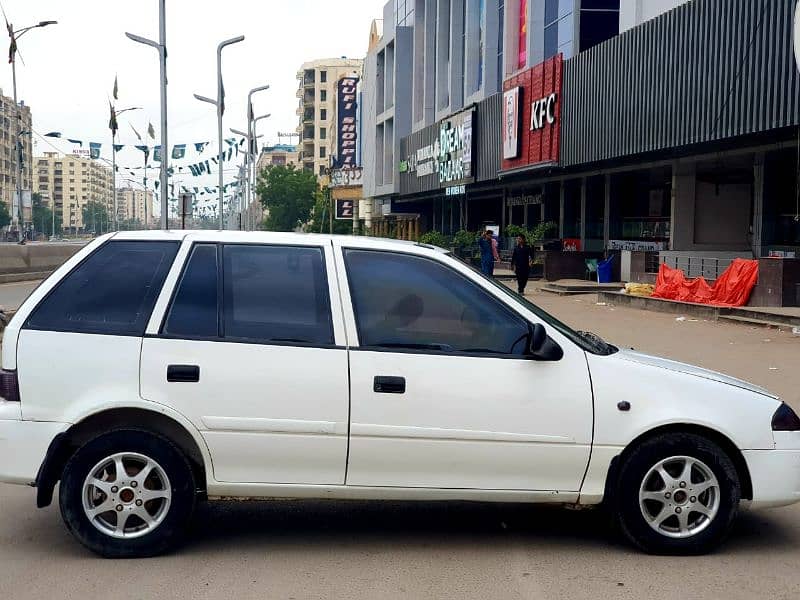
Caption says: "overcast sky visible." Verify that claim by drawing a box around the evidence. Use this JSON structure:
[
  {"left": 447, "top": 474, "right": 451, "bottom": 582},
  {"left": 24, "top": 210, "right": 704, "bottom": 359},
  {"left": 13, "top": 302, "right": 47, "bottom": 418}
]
[{"left": 0, "top": 0, "right": 383, "bottom": 210}]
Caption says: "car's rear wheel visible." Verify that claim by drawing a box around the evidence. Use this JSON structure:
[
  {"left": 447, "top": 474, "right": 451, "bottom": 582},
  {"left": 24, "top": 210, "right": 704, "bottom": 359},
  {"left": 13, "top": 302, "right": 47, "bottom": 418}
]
[
  {"left": 614, "top": 432, "right": 740, "bottom": 554},
  {"left": 59, "top": 429, "right": 196, "bottom": 558}
]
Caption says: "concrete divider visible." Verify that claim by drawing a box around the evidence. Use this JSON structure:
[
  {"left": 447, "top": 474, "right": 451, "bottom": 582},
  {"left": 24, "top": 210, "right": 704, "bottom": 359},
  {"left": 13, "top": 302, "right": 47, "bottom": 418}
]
[{"left": 0, "top": 243, "right": 86, "bottom": 275}]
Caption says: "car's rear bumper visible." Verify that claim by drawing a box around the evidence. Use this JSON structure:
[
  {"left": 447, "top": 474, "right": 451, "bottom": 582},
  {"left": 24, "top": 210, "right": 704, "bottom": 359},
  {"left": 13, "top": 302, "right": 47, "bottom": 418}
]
[
  {"left": 0, "top": 414, "right": 67, "bottom": 485},
  {"left": 744, "top": 433, "right": 800, "bottom": 509}
]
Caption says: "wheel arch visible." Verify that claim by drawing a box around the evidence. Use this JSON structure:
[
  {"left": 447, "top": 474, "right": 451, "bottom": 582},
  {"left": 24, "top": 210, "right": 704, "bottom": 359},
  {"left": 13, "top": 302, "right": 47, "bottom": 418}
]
[
  {"left": 604, "top": 423, "right": 753, "bottom": 504},
  {"left": 36, "top": 407, "right": 209, "bottom": 508}
]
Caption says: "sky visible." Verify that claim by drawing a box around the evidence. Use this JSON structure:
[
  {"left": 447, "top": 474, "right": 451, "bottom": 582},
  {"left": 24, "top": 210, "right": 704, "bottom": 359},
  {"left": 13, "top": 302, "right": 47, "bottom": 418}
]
[{"left": 0, "top": 0, "right": 384, "bottom": 214}]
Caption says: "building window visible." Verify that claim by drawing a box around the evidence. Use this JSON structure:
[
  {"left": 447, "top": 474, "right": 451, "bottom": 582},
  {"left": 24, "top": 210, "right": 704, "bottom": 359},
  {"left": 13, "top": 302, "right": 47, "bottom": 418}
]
[
  {"left": 320, "top": 108, "right": 327, "bottom": 120},
  {"left": 544, "top": 0, "right": 575, "bottom": 59},
  {"left": 321, "top": 89, "right": 327, "bottom": 102},
  {"left": 319, "top": 146, "right": 326, "bottom": 159},
  {"left": 320, "top": 70, "right": 327, "bottom": 83},
  {"left": 319, "top": 165, "right": 326, "bottom": 176},
  {"left": 320, "top": 127, "right": 327, "bottom": 140},
  {"left": 579, "top": 0, "right": 620, "bottom": 53}
]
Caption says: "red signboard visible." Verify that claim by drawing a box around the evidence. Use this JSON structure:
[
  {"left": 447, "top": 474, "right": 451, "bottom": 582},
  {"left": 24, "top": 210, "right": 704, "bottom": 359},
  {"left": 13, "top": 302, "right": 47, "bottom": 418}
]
[{"left": 501, "top": 54, "right": 563, "bottom": 171}]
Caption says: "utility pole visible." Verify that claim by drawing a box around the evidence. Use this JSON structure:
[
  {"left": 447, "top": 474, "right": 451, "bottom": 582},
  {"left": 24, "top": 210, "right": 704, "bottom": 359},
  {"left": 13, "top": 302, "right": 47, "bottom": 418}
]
[
  {"left": 194, "top": 35, "right": 245, "bottom": 230},
  {"left": 126, "top": 0, "right": 169, "bottom": 230}
]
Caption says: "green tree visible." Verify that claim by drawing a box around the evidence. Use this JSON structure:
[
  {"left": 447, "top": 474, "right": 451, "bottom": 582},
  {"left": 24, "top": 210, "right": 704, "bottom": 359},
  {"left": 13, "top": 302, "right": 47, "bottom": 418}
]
[
  {"left": 32, "top": 193, "right": 62, "bottom": 237},
  {"left": 0, "top": 200, "right": 11, "bottom": 230},
  {"left": 256, "top": 164, "right": 319, "bottom": 232},
  {"left": 311, "top": 188, "right": 353, "bottom": 234},
  {"left": 82, "top": 201, "right": 110, "bottom": 235}
]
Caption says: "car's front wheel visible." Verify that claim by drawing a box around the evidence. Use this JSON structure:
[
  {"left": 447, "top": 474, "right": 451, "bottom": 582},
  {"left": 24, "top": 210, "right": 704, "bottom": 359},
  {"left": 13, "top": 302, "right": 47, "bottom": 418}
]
[
  {"left": 59, "top": 429, "right": 196, "bottom": 558},
  {"left": 614, "top": 432, "right": 741, "bottom": 554}
]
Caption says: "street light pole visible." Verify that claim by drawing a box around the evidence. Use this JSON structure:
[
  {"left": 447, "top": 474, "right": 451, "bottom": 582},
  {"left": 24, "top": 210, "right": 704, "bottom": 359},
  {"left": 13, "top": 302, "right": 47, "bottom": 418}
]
[
  {"left": 7, "top": 20, "right": 57, "bottom": 238},
  {"left": 251, "top": 113, "right": 271, "bottom": 231},
  {"left": 245, "top": 84, "right": 269, "bottom": 230},
  {"left": 231, "top": 126, "right": 265, "bottom": 231},
  {"left": 194, "top": 35, "right": 244, "bottom": 230},
  {"left": 126, "top": 0, "right": 169, "bottom": 230}
]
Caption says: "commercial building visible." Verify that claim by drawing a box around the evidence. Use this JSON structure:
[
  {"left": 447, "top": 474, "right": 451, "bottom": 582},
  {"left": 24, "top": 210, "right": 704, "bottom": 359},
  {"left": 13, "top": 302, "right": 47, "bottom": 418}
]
[
  {"left": 34, "top": 151, "right": 114, "bottom": 233},
  {"left": 362, "top": 0, "right": 622, "bottom": 224},
  {"left": 115, "top": 187, "right": 154, "bottom": 226},
  {"left": 296, "top": 58, "right": 363, "bottom": 180},
  {"left": 362, "top": 0, "right": 800, "bottom": 305},
  {"left": 619, "top": 0, "right": 689, "bottom": 32},
  {"left": 0, "top": 90, "right": 33, "bottom": 226}
]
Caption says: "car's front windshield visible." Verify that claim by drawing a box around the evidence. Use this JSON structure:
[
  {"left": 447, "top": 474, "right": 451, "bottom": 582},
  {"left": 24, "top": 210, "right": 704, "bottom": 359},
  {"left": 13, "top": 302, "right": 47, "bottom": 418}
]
[{"left": 449, "top": 252, "right": 618, "bottom": 356}]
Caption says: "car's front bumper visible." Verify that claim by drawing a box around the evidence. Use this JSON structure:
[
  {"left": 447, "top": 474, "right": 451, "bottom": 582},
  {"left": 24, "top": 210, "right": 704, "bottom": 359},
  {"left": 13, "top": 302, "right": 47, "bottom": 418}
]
[
  {"left": 0, "top": 402, "right": 67, "bottom": 485},
  {"left": 744, "top": 432, "right": 800, "bottom": 509}
]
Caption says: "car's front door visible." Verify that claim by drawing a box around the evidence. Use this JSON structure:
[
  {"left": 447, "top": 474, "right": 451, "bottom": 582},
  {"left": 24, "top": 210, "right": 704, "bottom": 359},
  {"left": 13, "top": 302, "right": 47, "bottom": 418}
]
[
  {"left": 141, "top": 239, "right": 350, "bottom": 485},
  {"left": 337, "top": 245, "right": 593, "bottom": 492}
]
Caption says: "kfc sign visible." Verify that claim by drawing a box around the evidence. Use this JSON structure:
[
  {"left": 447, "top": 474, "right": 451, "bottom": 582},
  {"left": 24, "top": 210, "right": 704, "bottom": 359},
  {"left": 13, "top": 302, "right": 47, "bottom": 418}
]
[
  {"left": 335, "top": 77, "right": 359, "bottom": 168},
  {"left": 530, "top": 92, "right": 557, "bottom": 130},
  {"left": 501, "top": 54, "right": 562, "bottom": 170}
]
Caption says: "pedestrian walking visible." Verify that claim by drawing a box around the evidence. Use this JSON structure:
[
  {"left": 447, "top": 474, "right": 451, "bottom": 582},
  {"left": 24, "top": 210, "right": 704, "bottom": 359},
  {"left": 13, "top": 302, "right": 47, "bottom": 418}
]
[
  {"left": 478, "top": 229, "right": 496, "bottom": 276},
  {"left": 511, "top": 234, "right": 533, "bottom": 294}
]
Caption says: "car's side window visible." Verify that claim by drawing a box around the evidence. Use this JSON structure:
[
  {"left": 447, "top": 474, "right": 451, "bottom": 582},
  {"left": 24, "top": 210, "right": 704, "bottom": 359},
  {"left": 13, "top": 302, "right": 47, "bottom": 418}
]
[
  {"left": 162, "top": 244, "right": 219, "bottom": 338},
  {"left": 344, "top": 250, "right": 530, "bottom": 355},
  {"left": 221, "top": 244, "right": 334, "bottom": 345},
  {"left": 25, "top": 241, "right": 179, "bottom": 336}
]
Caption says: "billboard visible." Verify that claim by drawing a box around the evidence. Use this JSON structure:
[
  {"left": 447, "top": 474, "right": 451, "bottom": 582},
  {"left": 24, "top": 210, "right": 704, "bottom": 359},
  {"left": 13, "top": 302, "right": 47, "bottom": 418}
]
[
  {"left": 502, "top": 87, "right": 521, "bottom": 159},
  {"left": 335, "top": 76, "right": 359, "bottom": 168}
]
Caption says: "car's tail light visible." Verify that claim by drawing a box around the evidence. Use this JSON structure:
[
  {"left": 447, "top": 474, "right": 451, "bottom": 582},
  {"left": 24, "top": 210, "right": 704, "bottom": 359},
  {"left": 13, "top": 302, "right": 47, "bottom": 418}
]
[
  {"left": 772, "top": 403, "right": 800, "bottom": 431},
  {"left": 0, "top": 369, "right": 19, "bottom": 402}
]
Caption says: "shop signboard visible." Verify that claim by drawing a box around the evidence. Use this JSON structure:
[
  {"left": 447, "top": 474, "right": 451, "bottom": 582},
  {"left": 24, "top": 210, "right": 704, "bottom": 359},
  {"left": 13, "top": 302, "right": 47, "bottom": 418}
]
[
  {"left": 501, "top": 54, "right": 562, "bottom": 171},
  {"left": 608, "top": 240, "right": 666, "bottom": 252},
  {"left": 562, "top": 238, "right": 581, "bottom": 252},
  {"left": 507, "top": 192, "right": 542, "bottom": 206},
  {"left": 503, "top": 87, "right": 521, "bottom": 159},
  {"left": 334, "top": 76, "right": 359, "bottom": 168},
  {"left": 335, "top": 198, "right": 355, "bottom": 220},
  {"left": 330, "top": 167, "right": 363, "bottom": 187}
]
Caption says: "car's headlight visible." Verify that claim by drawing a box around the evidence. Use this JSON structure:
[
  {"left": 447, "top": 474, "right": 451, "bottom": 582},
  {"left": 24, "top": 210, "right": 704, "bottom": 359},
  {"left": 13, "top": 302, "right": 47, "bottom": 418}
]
[{"left": 772, "top": 403, "right": 800, "bottom": 431}]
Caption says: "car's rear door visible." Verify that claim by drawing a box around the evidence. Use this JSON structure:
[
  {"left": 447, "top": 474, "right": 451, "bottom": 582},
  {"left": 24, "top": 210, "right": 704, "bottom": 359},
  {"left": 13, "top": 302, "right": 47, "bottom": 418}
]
[{"left": 140, "top": 236, "right": 350, "bottom": 485}]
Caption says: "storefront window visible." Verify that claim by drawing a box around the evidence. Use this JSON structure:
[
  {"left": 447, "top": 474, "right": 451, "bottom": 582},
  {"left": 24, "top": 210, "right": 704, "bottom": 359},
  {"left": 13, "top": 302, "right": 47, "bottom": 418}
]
[{"left": 764, "top": 149, "right": 800, "bottom": 249}]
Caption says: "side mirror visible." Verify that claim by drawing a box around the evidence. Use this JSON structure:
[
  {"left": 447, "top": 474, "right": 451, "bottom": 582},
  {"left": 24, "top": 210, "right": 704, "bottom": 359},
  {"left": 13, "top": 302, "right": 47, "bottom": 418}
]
[{"left": 528, "top": 323, "right": 564, "bottom": 361}]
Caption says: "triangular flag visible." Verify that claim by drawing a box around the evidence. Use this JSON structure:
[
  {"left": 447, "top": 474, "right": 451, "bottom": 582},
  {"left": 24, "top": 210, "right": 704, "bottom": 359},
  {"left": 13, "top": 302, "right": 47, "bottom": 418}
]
[
  {"left": 44, "top": 132, "right": 62, "bottom": 138},
  {"left": 147, "top": 122, "right": 156, "bottom": 139},
  {"left": 113, "top": 74, "right": 118, "bottom": 100},
  {"left": 130, "top": 124, "right": 142, "bottom": 141},
  {"left": 67, "top": 139, "right": 83, "bottom": 146}
]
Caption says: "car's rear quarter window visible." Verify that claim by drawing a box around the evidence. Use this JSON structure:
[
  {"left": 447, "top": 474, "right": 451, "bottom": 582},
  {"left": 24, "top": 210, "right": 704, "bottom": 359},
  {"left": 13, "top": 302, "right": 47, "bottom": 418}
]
[{"left": 25, "top": 240, "right": 179, "bottom": 336}]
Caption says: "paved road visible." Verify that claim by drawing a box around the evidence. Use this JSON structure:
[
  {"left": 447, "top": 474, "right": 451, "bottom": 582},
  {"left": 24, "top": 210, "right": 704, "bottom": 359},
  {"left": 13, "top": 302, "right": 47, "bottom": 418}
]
[
  {"left": 0, "top": 280, "right": 41, "bottom": 311},
  {"left": 1, "top": 284, "right": 799, "bottom": 599}
]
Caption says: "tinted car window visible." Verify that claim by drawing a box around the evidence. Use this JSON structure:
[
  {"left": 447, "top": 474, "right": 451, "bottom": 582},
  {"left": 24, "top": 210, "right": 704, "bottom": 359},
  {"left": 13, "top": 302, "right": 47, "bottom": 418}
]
[
  {"left": 345, "top": 250, "right": 529, "bottom": 355},
  {"left": 163, "top": 244, "right": 218, "bottom": 338},
  {"left": 222, "top": 244, "right": 333, "bottom": 344},
  {"left": 26, "top": 241, "right": 178, "bottom": 336}
]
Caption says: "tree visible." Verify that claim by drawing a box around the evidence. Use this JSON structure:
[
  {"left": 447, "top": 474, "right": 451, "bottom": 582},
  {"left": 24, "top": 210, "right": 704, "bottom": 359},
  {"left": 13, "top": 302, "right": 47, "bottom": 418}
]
[
  {"left": 32, "top": 193, "right": 61, "bottom": 237},
  {"left": 311, "top": 187, "right": 352, "bottom": 234},
  {"left": 0, "top": 200, "right": 10, "bottom": 230},
  {"left": 81, "top": 201, "right": 110, "bottom": 235},
  {"left": 256, "top": 165, "right": 319, "bottom": 232}
]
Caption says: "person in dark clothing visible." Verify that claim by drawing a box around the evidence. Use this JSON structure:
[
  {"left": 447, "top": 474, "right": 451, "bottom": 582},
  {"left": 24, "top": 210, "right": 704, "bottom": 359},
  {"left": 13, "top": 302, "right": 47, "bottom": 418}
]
[
  {"left": 511, "top": 234, "right": 533, "bottom": 294},
  {"left": 478, "top": 229, "right": 496, "bottom": 276}
]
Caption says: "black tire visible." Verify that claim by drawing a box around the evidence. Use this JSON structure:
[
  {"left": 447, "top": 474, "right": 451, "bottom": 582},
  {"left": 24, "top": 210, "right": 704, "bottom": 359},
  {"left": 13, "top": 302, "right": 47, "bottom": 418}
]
[
  {"left": 613, "top": 432, "right": 740, "bottom": 555},
  {"left": 59, "top": 428, "right": 196, "bottom": 558}
]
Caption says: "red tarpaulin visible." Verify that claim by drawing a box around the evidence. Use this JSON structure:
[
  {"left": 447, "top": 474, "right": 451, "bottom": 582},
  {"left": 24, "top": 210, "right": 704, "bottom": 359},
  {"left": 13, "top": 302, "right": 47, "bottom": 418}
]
[{"left": 651, "top": 258, "right": 759, "bottom": 307}]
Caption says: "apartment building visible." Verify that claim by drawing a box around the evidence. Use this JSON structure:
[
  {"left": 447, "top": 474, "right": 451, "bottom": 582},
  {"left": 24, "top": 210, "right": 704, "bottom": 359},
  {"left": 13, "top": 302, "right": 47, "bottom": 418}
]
[
  {"left": 0, "top": 89, "right": 33, "bottom": 224},
  {"left": 34, "top": 151, "right": 114, "bottom": 232},
  {"left": 296, "top": 57, "right": 363, "bottom": 180},
  {"left": 116, "top": 187, "right": 154, "bottom": 226},
  {"left": 256, "top": 144, "right": 300, "bottom": 172}
]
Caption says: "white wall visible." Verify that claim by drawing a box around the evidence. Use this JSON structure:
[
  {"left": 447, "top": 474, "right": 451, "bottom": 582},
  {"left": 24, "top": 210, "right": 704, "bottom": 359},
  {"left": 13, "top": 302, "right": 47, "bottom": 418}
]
[{"left": 619, "top": 0, "right": 690, "bottom": 33}]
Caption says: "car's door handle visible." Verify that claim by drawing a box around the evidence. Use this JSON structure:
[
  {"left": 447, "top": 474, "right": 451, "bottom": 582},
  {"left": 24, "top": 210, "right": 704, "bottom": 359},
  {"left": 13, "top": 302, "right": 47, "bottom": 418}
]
[
  {"left": 167, "top": 365, "right": 200, "bottom": 383},
  {"left": 374, "top": 376, "right": 405, "bottom": 394}
]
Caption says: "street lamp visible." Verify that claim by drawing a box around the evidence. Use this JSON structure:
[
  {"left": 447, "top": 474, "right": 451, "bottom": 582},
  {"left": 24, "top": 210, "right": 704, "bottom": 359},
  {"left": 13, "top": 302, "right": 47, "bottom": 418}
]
[
  {"left": 110, "top": 106, "right": 141, "bottom": 231},
  {"left": 250, "top": 113, "right": 271, "bottom": 231},
  {"left": 243, "top": 84, "right": 269, "bottom": 230},
  {"left": 231, "top": 126, "right": 264, "bottom": 230},
  {"left": 125, "top": 0, "right": 168, "bottom": 230},
  {"left": 7, "top": 19, "right": 57, "bottom": 238},
  {"left": 194, "top": 34, "right": 245, "bottom": 230}
]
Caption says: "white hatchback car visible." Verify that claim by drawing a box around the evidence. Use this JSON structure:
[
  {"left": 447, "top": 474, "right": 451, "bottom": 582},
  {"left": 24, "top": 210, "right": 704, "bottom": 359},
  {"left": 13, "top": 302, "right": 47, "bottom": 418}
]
[{"left": 0, "top": 231, "right": 798, "bottom": 557}]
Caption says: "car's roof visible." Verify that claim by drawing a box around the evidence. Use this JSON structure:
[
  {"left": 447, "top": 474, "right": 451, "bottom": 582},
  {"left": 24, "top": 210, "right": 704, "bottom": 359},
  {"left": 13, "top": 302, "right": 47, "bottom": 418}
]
[{"left": 109, "top": 229, "right": 449, "bottom": 253}]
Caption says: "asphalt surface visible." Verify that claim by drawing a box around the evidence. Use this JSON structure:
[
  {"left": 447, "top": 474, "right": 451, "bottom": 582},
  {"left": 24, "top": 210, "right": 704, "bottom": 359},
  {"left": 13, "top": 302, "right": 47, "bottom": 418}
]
[
  {"left": 1, "top": 282, "right": 799, "bottom": 599},
  {"left": 0, "top": 280, "right": 41, "bottom": 311}
]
